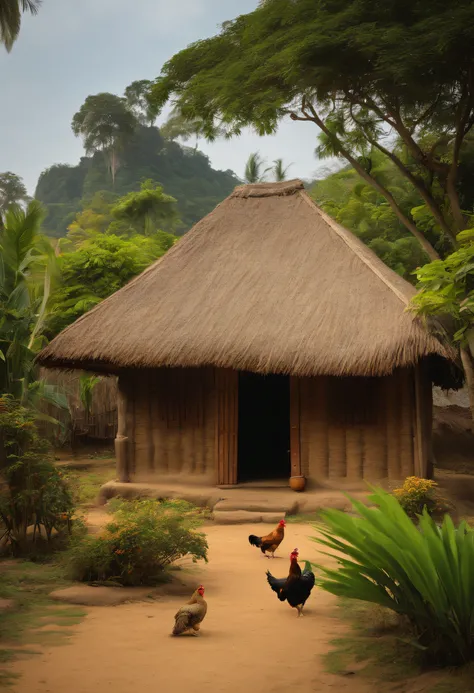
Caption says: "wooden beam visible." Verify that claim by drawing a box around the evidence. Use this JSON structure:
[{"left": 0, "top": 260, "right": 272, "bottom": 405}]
[{"left": 216, "top": 369, "right": 238, "bottom": 485}]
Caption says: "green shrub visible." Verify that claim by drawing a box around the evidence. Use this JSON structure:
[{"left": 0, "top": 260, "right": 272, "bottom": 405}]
[
  {"left": 0, "top": 396, "right": 76, "bottom": 555},
  {"left": 314, "top": 489, "right": 474, "bottom": 666},
  {"left": 64, "top": 498, "right": 209, "bottom": 586},
  {"left": 393, "top": 476, "right": 452, "bottom": 520}
]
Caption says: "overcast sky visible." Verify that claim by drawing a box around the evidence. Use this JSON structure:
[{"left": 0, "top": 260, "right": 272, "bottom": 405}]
[{"left": 0, "top": 0, "right": 333, "bottom": 195}]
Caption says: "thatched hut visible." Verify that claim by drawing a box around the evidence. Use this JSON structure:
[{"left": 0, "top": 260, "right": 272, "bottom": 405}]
[{"left": 39, "top": 180, "right": 458, "bottom": 490}]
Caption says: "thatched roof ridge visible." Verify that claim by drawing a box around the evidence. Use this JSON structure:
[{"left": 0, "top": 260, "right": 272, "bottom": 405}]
[{"left": 39, "top": 179, "right": 455, "bottom": 376}]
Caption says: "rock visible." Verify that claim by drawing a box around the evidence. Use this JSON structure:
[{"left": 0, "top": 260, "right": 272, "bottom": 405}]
[{"left": 50, "top": 585, "right": 154, "bottom": 607}]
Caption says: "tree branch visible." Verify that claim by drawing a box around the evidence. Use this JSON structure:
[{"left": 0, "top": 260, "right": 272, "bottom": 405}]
[
  {"left": 348, "top": 103, "right": 458, "bottom": 249},
  {"left": 358, "top": 94, "right": 450, "bottom": 180},
  {"left": 446, "top": 75, "right": 474, "bottom": 232},
  {"left": 293, "top": 98, "right": 440, "bottom": 261}
]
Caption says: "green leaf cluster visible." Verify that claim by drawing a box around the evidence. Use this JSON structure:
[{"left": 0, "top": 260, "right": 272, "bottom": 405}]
[
  {"left": 63, "top": 498, "right": 209, "bottom": 586},
  {"left": 314, "top": 488, "right": 474, "bottom": 665},
  {"left": 0, "top": 396, "right": 76, "bottom": 555}
]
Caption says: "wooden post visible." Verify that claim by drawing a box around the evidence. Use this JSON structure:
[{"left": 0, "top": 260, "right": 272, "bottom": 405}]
[
  {"left": 115, "top": 374, "right": 131, "bottom": 482},
  {"left": 414, "top": 364, "right": 429, "bottom": 478},
  {"left": 289, "top": 377, "right": 302, "bottom": 477},
  {"left": 215, "top": 369, "right": 238, "bottom": 486}
]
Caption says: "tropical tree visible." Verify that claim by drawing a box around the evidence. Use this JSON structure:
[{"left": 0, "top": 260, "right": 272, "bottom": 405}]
[
  {"left": 311, "top": 150, "right": 437, "bottom": 279},
  {"left": 0, "top": 201, "right": 66, "bottom": 412},
  {"left": 273, "top": 159, "right": 292, "bottom": 182},
  {"left": 71, "top": 93, "right": 137, "bottom": 186},
  {"left": 0, "top": 0, "right": 41, "bottom": 52},
  {"left": 111, "top": 179, "right": 178, "bottom": 235},
  {"left": 0, "top": 172, "right": 29, "bottom": 218},
  {"left": 47, "top": 231, "right": 177, "bottom": 337},
  {"left": 146, "top": 0, "right": 474, "bottom": 262},
  {"left": 124, "top": 80, "right": 155, "bottom": 126},
  {"left": 160, "top": 105, "right": 226, "bottom": 149},
  {"left": 243, "top": 152, "right": 270, "bottom": 183}
]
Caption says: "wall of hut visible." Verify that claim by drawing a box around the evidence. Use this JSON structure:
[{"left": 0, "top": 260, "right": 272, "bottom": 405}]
[
  {"left": 116, "top": 368, "right": 217, "bottom": 484},
  {"left": 299, "top": 366, "right": 432, "bottom": 484},
  {"left": 114, "top": 364, "right": 432, "bottom": 488}
]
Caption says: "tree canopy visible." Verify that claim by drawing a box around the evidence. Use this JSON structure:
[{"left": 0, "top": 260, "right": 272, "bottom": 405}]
[
  {"left": 72, "top": 93, "right": 137, "bottom": 185},
  {"left": 147, "top": 0, "right": 474, "bottom": 261},
  {"left": 35, "top": 125, "right": 239, "bottom": 237},
  {"left": 311, "top": 152, "right": 429, "bottom": 280},
  {"left": 0, "top": 171, "right": 29, "bottom": 217}
]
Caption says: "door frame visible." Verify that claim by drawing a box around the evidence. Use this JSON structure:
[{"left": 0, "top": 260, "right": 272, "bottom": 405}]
[{"left": 215, "top": 369, "right": 302, "bottom": 486}]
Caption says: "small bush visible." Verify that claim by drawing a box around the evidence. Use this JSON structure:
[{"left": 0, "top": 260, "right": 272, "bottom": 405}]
[
  {"left": 314, "top": 488, "right": 474, "bottom": 666},
  {"left": 0, "top": 396, "right": 76, "bottom": 555},
  {"left": 393, "top": 476, "right": 452, "bottom": 520},
  {"left": 64, "top": 498, "right": 209, "bottom": 586}
]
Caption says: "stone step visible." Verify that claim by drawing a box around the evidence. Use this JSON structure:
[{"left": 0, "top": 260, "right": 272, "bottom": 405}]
[
  {"left": 212, "top": 510, "right": 286, "bottom": 525},
  {"left": 214, "top": 499, "right": 289, "bottom": 514}
]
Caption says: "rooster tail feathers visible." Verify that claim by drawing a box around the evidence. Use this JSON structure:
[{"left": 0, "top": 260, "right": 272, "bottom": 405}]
[
  {"left": 172, "top": 612, "right": 190, "bottom": 636},
  {"left": 249, "top": 534, "right": 262, "bottom": 547},
  {"left": 303, "top": 560, "right": 313, "bottom": 574}
]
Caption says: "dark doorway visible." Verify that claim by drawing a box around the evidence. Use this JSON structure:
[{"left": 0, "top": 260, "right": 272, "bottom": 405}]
[{"left": 237, "top": 372, "right": 290, "bottom": 482}]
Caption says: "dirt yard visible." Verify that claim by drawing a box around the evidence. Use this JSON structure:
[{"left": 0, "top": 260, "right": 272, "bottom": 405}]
[{"left": 12, "top": 523, "right": 377, "bottom": 693}]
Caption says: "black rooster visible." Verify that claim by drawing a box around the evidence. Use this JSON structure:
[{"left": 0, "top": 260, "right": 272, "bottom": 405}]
[{"left": 266, "top": 548, "right": 315, "bottom": 617}]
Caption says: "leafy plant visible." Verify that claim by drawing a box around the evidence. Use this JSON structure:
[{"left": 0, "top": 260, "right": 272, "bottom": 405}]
[
  {"left": 63, "top": 498, "right": 208, "bottom": 586},
  {"left": 393, "top": 476, "right": 452, "bottom": 520},
  {"left": 314, "top": 488, "right": 474, "bottom": 665},
  {"left": 47, "top": 230, "right": 176, "bottom": 337},
  {"left": 0, "top": 199, "right": 69, "bottom": 424},
  {"left": 79, "top": 375, "right": 100, "bottom": 417},
  {"left": 0, "top": 396, "right": 76, "bottom": 554},
  {"left": 410, "top": 233, "right": 474, "bottom": 425}
]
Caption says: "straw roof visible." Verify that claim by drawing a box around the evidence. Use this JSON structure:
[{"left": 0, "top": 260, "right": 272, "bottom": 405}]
[{"left": 39, "top": 179, "right": 455, "bottom": 377}]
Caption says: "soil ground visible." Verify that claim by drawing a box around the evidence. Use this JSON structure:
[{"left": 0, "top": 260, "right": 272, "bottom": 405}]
[
  {"left": 11, "top": 523, "right": 373, "bottom": 693},
  {"left": 9, "top": 522, "right": 473, "bottom": 693}
]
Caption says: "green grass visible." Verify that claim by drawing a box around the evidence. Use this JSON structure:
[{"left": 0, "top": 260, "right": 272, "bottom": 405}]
[
  {"left": 325, "top": 599, "right": 474, "bottom": 693},
  {"left": 0, "top": 560, "right": 86, "bottom": 685},
  {"left": 67, "top": 466, "right": 116, "bottom": 506}
]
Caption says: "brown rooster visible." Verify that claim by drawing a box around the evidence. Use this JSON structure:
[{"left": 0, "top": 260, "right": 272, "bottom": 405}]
[
  {"left": 172, "top": 585, "right": 207, "bottom": 636},
  {"left": 248, "top": 519, "right": 286, "bottom": 557}
]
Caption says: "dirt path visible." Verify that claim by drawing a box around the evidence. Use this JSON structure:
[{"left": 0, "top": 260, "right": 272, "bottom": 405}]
[{"left": 13, "top": 524, "right": 375, "bottom": 693}]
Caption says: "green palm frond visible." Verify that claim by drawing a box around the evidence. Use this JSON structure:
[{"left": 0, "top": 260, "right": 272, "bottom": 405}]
[{"left": 0, "top": 0, "right": 41, "bottom": 52}]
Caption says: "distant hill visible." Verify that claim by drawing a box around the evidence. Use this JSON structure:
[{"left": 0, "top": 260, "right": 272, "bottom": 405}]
[{"left": 35, "top": 126, "right": 240, "bottom": 237}]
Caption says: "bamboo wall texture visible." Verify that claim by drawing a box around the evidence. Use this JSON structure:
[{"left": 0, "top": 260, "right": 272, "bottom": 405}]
[
  {"left": 118, "top": 368, "right": 216, "bottom": 483},
  {"left": 38, "top": 368, "right": 117, "bottom": 444},
  {"left": 115, "top": 365, "right": 431, "bottom": 486},
  {"left": 299, "top": 368, "right": 420, "bottom": 481}
]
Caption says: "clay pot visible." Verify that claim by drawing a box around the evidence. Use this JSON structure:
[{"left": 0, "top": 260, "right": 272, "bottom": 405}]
[{"left": 289, "top": 475, "right": 306, "bottom": 492}]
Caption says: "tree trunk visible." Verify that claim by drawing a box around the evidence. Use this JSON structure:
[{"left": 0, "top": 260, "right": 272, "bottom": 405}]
[{"left": 460, "top": 347, "right": 474, "bottom": 431}]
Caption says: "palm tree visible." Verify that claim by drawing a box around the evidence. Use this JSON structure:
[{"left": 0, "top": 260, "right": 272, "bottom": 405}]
[
  {"left": 0, "top": 201, "right": 65, "bottom": 412},
  {"left": 273, "top": 159, "right": 293, "bottom": 182},
  {"left": 0, "top": 0, "right": 41, "bottom": 52},
  {"left": 243, "top": 152, "right": 271, "bottom": 183},
  {"left": 71, "top": 93, "right": 137, "bottom": 186}
]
